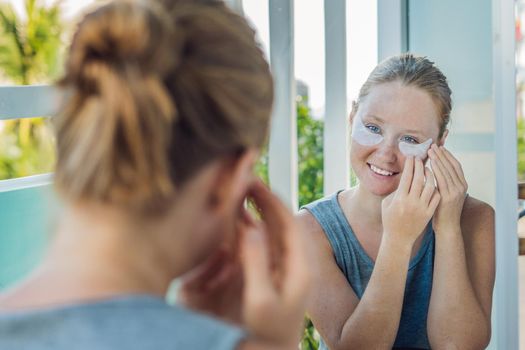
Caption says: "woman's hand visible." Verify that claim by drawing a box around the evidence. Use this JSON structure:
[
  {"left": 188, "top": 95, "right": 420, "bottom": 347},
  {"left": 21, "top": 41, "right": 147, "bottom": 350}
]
[
  {"left": 382, "top": 157, "right": 441, "bottom": 247},
  {"left": 428, "top": 144, "right": 468, "bottom": 234},
  {"left": 239, "top": 181, "right": 311, "bottom": 348},
  {"left": 179, "top": 180, "right": 311, "bottom": 348}
]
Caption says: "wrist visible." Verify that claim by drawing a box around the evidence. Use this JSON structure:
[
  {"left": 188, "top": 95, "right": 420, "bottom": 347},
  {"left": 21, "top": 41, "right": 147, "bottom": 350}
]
[
  {"left": 380, "top": 233, "right": 414, "bottom": 254},
  {"left": 433, "top": 224, "right": 462, "bottom": 237}
]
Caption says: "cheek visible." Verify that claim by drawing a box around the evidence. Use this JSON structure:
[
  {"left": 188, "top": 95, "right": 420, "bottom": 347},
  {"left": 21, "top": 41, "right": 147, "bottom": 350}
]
[{"left": 350, "top": 142, "right": 372, "bottom": 161}]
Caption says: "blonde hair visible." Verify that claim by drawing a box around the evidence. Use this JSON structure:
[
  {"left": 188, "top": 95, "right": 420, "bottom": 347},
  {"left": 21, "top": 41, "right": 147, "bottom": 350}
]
[
  {"left": 54, "top": 0, "right": 273, "bottom": 213},
  {"left": 352, "top": 53, "right": 452, "bottom": 138}
]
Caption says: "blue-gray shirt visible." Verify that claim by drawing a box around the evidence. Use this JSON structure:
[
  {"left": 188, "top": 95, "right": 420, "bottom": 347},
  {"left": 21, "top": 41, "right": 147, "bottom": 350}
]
[
  {"left": 303, "top": 191, "right": 434, "bottom": 350},
  {"left": 0, "top": 295, "right": 245, "bottom": 350}
]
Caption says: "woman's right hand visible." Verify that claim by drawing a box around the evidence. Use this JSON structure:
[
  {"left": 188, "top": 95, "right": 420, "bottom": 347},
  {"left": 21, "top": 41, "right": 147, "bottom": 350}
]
[
  {"left": 239, "top": 180, "right": 311, "bottom": 348},
  {"left": 381, "top": 157, "right": 440, "bottom": 247}
]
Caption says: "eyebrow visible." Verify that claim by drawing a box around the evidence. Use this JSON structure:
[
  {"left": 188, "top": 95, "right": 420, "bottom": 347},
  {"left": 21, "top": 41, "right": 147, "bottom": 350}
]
[{"left": 363, "top": 114, "right": 427, "bottom": 137}]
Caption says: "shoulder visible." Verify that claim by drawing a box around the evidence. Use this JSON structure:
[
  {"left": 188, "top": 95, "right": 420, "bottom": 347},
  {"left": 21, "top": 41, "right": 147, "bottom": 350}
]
[
  {"left": 460, "top": 195, "right": 495, "bottom": 247},
  {"left": 296, "top": 208, "right": 333, "bottom": 256},
  {"left": 460, "top": 196, "right": 495, "bottom": 231}
]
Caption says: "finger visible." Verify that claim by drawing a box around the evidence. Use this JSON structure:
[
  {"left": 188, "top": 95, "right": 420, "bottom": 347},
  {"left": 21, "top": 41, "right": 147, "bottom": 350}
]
[
  {"left": 239, "top": 216, "right": 275, "bottom": 299},
  {"left": 247, "top": 181, "right": 288, "bottom": 265},
  {"left": 428, "top": 190, "right": 441, "bottom": 215},
  {"left": 409, "top": 158, "right": 425, "bottom": 197},
  {"left": 283, "top": 233, "right": 310, "bottom": 304},
  {"left": 248, "top": 181, "right": 310, "bottom": 302},
  {"left": 398, "top": 156, "right": 415, "bottom": 195},
  {"left": 421, "top": 167, "right": 436, "bottom": 205},
  {"left": 242, "top": 206, "right": 283, "bottom": 280},
  {"left": 430, "top": 145, "right": 456, "bottom": 187},
  {"left": 428, "top": 147, "right": 449, "bottom": 193},
  {"left": 441, "top": 147, "right": 468, "bottom": 188},
  {"left": 248, "top": 180, "right": 289, "bottom": 229}
]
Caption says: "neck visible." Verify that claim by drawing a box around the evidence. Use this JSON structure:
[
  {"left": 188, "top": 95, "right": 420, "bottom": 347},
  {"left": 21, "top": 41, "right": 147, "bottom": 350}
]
[
  {"left": 39, "top": 202, "right": 191, "bottom": 298},
  {"left": 345, "top": 184, "right": 386, "bottom": 226}
]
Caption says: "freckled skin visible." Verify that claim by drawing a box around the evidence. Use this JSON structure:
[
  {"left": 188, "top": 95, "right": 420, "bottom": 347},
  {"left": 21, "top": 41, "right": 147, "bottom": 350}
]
[{"left": 350, "top": 81, "right": 442, "bottom": 197}]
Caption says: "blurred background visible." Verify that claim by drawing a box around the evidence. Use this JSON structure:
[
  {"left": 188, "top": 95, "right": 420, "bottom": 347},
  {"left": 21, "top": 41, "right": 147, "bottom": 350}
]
[{"left": 0, "top": 1, "right": 523, "bottom": 349}]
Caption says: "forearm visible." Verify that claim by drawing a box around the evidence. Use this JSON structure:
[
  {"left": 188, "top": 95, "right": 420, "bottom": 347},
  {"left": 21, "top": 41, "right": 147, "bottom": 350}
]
[
  {"left": 428, "top": 228, "right": 490, "bottom": 349},
  {"left": 334, "top": 238, "right": 411, "bottom": 350}
]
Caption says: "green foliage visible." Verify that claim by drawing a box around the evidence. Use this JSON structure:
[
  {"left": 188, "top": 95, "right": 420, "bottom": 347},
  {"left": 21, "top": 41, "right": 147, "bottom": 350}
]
[
  {"left": 297, "top": 99, "right": 324, "bottom": 207},
  {"left": 0, "top": 117, "right": 55, "bottom": 179},
  {"left": 0, "top": 0, "right": 63, "bottom": 84},
  {"left": 255, "top": 98, "right": 324, "bottom": 208},
  {"left": 518, "top": 117, "right": 525, "bottom": 181},
  {"left": 0, "top": 0, "right": 63, "bottom": 180},
  {"left": 301, "top": 318, "right": 320, "bottom": 350}
]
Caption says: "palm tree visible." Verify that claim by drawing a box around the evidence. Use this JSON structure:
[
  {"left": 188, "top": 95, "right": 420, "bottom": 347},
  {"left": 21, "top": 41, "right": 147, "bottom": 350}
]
[{"left": 0, "top": 0, "right": 63, "bottom": 179}]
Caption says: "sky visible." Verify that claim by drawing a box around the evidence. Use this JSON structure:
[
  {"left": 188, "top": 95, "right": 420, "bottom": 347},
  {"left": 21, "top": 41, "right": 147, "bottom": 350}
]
[{"left": 6, "top": 0, "right": 378, "bottom": 118}]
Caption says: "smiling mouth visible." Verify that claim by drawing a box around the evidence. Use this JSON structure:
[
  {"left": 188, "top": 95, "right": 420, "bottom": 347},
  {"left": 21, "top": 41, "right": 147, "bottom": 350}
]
[{"left": 368, "top": 163, "right": 399, "bottom": 176}]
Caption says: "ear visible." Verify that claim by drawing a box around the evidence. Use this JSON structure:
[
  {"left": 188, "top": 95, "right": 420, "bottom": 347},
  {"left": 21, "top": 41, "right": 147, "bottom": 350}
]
[
  {"left": 208, "top": 149, "right": 259, "bottom": 215},
  {"left": 438, "top": 129, "right": 449, "bottom": 146}
]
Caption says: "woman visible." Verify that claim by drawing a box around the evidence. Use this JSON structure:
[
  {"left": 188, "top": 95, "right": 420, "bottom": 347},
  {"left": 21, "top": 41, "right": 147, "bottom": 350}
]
[
  {"left": 0, "top": 1, "right": 310, "bottom": 349},
  {"left": 299, "top": 54, "right": 495, "bottom": 349}
]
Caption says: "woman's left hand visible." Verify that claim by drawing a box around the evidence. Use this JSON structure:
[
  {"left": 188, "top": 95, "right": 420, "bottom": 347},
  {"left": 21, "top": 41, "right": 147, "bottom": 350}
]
[{"left": 428, "top": 144, "right": 468, "bottom": 234}]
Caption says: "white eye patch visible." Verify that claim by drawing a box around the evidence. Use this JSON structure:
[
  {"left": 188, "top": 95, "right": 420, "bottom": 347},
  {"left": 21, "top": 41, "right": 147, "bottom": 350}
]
[
  {"left": 398, "top": 138, "right": 433, "bottom": 159},
  {"left": 351, "top": 115, "right": 433, "bottom": 159},
  {"left": 351, "top": 115, "right": 383, "bottom": 146}
]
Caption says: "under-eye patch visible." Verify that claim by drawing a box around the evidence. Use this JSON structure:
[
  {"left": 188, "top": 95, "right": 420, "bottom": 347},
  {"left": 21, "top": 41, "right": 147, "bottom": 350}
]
[
  {"left": 398, "top": 138, "right": 432, "bottom": 159},
  {"left": 351, "top": 115, "right": 433, "bottom": 159},
  {"left": 351, "top": 115, "right": 383, "bottom": 146}
]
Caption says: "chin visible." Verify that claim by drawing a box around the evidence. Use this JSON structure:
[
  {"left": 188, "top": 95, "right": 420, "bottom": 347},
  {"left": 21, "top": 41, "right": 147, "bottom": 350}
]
[{"left": 369, "top": 187, "right": 396, "bottom": 197}]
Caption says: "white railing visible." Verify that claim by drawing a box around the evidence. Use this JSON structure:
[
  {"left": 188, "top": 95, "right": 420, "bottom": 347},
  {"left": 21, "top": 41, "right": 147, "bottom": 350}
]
[
  {"left": 0, "top": 85, "right": 58, "bottom": 191},
  {"left": 268, "top": 0, "right": 298, "bottom": 210},
  {"left": 0, "top": 85, "right": 58, "bottom": 120},
  {"left": 491, "top": 0, "right": 520, "bottom": 348},
  {"left": 324, "top": 0, "right": 349, "bottom": 197}
]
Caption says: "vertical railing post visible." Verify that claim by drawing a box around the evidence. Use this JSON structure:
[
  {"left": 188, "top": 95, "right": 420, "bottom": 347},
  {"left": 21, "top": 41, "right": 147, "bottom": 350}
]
[
  {"left": 490, "top": 0, "right": 520, "bottom": 348},
  {"left": 323, "top": 0, "right": 348, "bottom": 195},
  {"left": 377, "top": 0, "right": 408, "bottom": 61},
  {"left": 268, "top": 0, "right": 297, "bottom": 210}
]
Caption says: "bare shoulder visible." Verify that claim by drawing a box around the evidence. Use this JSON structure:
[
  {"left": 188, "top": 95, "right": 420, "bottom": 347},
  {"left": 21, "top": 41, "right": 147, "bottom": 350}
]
[
  {"left": 296, "top": 208, "right": 333, "bottom": 257},
  {"left": 460, "top": 196, "right": 495, "bottom": 232},
  {"left": 460, "top": 196, "right": 495, "bottom": 249}
]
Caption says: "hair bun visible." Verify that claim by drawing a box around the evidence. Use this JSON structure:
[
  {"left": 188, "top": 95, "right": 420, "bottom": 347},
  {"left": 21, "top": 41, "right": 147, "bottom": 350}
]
[
  {"left": 55, "top": 0, "right": 178, "bottom": 211},
  {"left": 66, "top": 0, "right": 174, "bottom": 87}
]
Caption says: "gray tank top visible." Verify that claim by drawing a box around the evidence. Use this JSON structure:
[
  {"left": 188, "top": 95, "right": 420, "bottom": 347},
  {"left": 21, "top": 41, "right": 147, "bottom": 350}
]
[{"left": 303, "top": 190, "right": 434, "bottom": 349}]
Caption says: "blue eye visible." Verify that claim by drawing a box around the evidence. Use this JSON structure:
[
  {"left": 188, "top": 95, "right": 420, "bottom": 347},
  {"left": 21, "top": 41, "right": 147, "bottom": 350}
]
[
  {"left": 400, "top": 135, "right": 419, "bottom": 144},
  {"left": 365, "top": 124, "right": 381, "bottom": 134}
]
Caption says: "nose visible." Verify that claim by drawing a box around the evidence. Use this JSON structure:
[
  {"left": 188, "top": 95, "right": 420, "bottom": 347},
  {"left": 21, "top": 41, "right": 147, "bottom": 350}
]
[{"left": 374, "top": 139, "right": 398, "bottom": 163}]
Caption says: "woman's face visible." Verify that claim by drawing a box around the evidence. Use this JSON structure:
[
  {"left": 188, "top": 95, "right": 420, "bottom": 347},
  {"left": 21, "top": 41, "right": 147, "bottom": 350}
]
[{"left": 350, "top": 81, "right": 442, "bottom": 197}]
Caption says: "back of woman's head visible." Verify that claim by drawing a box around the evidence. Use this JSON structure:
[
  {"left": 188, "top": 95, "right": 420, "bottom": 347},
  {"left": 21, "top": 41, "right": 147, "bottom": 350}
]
[
  {"left": 352, "top": 53, "right": 452, "bottom": 138},
  {"left": 54, "top": 0, "right": 273, "bottom": 213}
]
